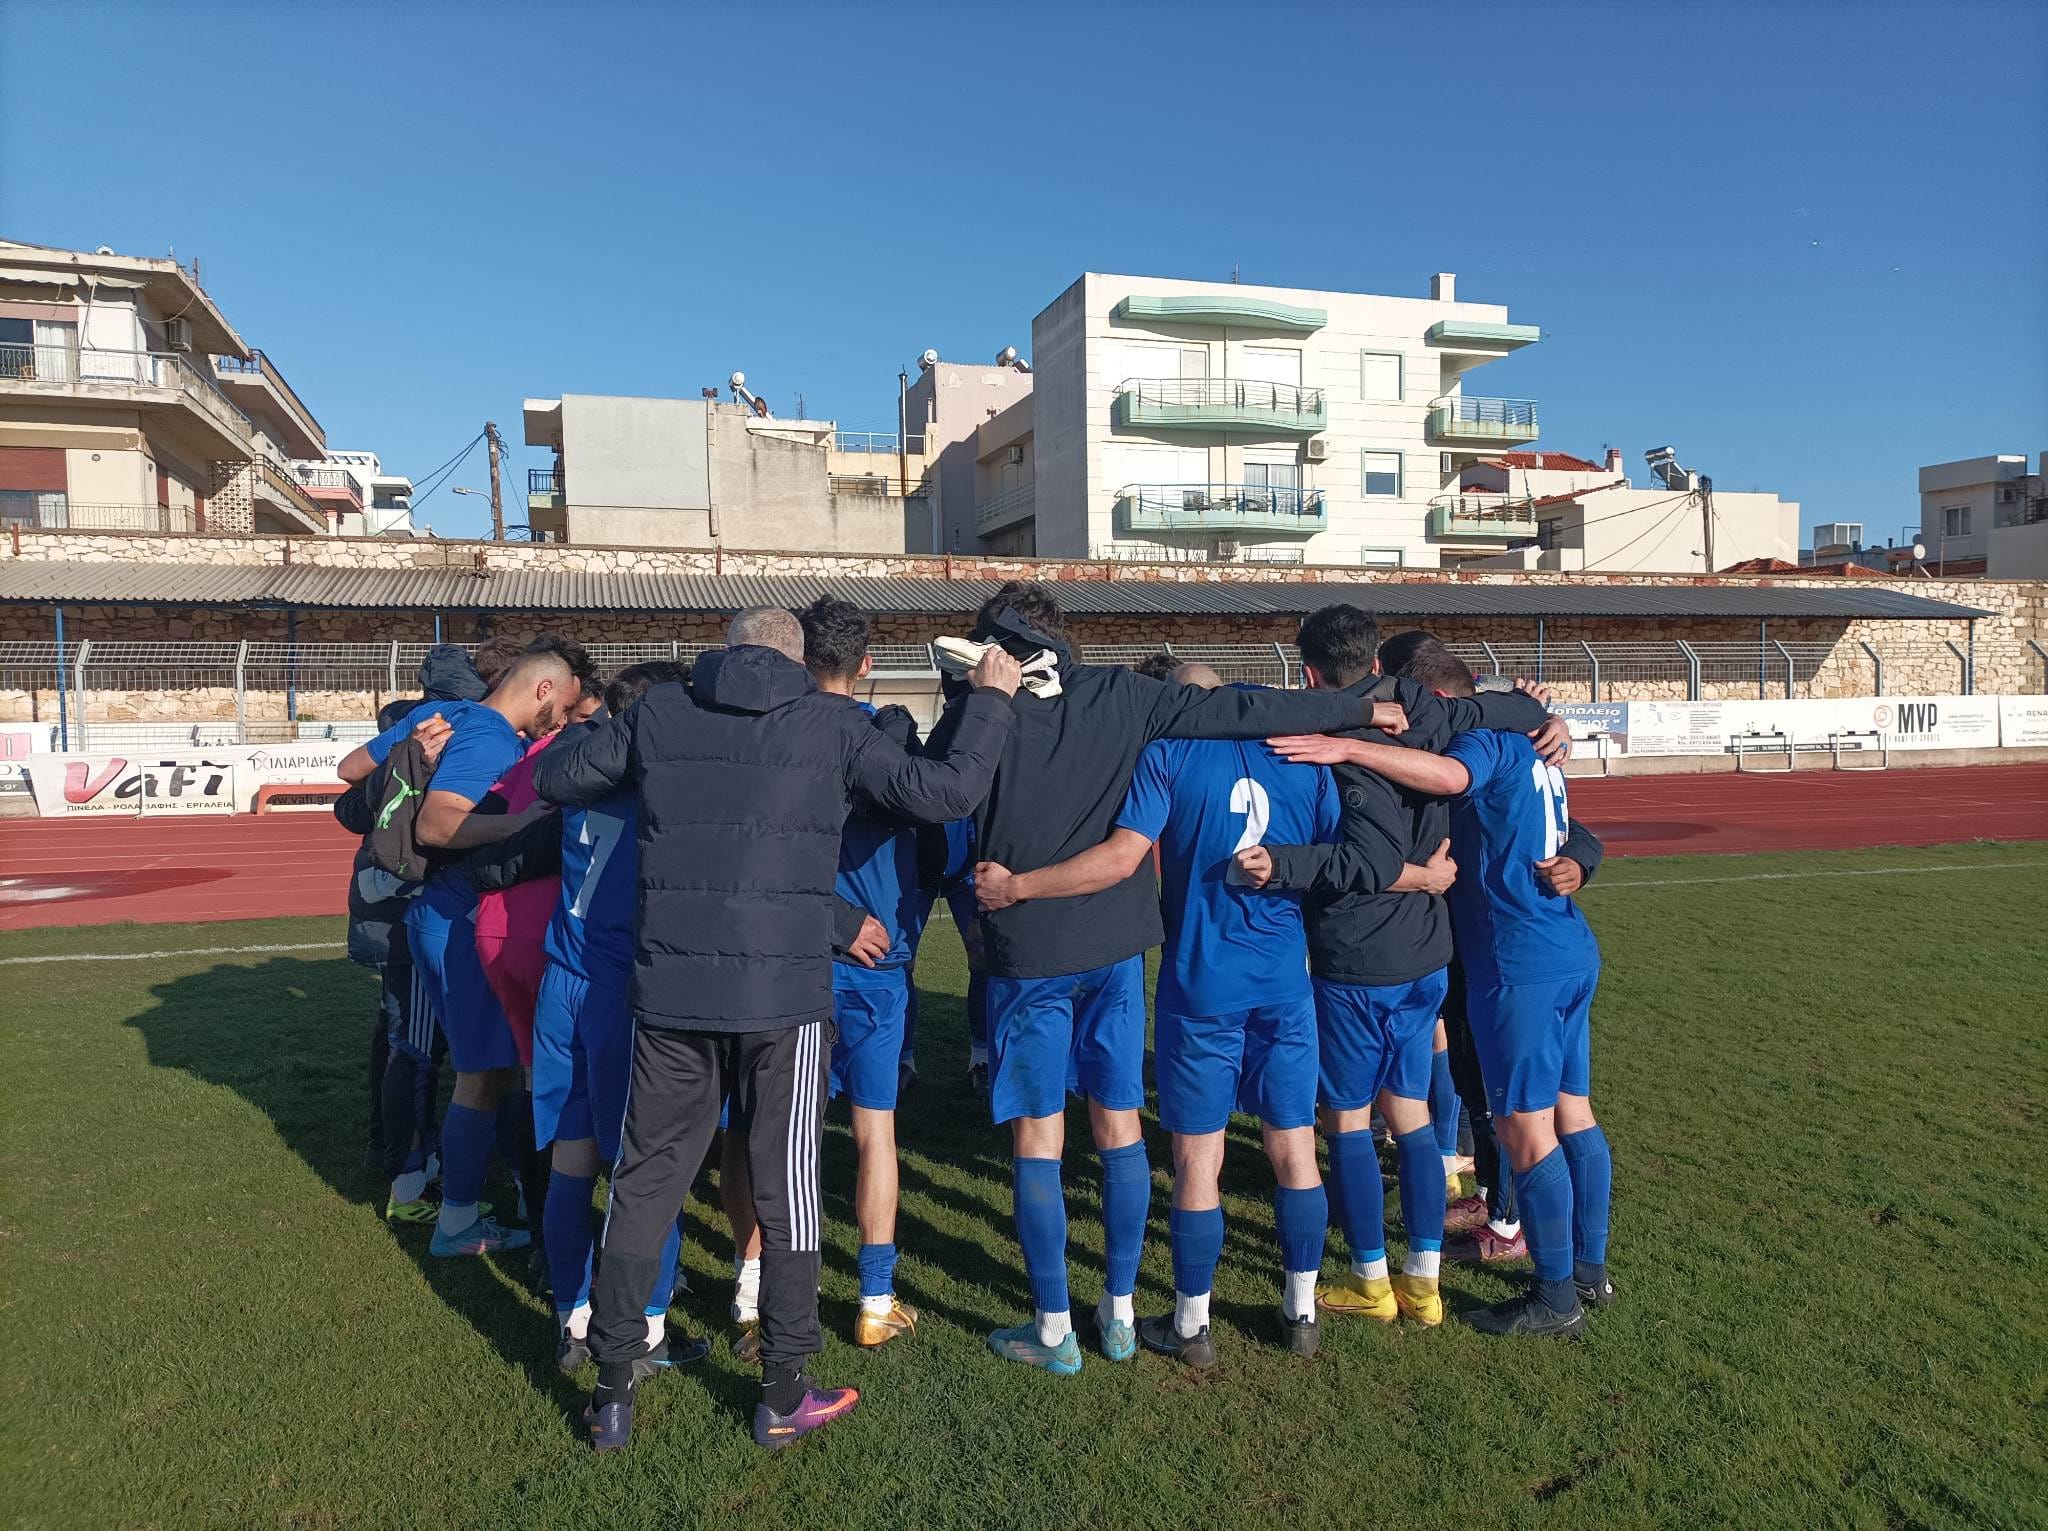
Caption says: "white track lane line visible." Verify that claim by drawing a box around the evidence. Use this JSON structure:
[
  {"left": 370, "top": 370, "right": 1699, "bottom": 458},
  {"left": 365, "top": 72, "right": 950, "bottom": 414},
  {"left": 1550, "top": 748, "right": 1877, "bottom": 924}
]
[
  {"left": 1586, "top": 860, "right": 2048, "bottom": 892},
  {"left": 0, "top": 940, "right": 345, "bottom": 966}
]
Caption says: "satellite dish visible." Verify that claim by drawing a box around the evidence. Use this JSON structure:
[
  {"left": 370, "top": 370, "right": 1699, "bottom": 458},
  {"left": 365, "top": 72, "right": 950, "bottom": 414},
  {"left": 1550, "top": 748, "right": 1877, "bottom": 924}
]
[{"left": 1911, "top": 541, "right": 1928, "bottom": 560}]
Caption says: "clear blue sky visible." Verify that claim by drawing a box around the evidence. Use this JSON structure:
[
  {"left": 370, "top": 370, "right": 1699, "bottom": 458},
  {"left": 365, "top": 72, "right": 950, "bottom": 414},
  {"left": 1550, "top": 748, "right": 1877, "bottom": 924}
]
[{"left": 4, "top": 2, "right": 2043, "bottom": 546}]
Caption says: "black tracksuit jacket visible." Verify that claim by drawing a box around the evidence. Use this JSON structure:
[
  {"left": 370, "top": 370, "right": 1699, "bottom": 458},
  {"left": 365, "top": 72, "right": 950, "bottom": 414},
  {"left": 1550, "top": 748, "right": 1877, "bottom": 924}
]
[{"left": 532, "top": 644, "right": 1013, "bottom": 1034}]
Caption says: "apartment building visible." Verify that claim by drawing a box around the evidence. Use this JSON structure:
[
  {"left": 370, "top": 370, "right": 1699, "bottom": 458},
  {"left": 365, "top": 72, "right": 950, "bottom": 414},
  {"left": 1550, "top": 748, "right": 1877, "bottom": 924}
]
[
  {"left": 521, "top": 391, "right": 937, "bottom": 552},
  {"left": 0, "top": 239, "right": 328, "bottom": 535},
  {"left": 1919, "top": 453, "right": 2046, "bottom": 576},
  {"left": 906, "top": 353, "right": 1035, "bottom": 554},
  {"left": 291, "top": 450, "right": 417, "bottom": 537},
  {"left": 1015, "top": 270, "right": 1551, "bottom": 568}
]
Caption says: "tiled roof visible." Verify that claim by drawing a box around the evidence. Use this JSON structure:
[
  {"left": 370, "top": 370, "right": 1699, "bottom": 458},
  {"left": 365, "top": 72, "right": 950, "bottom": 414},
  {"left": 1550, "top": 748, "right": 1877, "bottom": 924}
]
[{"left": 1484, "top": 452, "right": 1608, "bottom": 473}]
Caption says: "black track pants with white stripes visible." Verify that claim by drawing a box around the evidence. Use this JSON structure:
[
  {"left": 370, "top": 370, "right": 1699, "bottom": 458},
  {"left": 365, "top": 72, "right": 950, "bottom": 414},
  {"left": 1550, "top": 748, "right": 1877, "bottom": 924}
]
[{"left": 589, "top": 1020, "right": 828, "bottom": 1377}]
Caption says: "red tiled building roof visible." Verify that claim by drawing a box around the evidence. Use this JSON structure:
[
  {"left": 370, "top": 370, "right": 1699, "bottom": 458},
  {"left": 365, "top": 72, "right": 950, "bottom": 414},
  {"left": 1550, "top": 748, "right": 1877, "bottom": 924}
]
[{"left": 1484, "top": 452, "right": 1608, "bottom": 473}]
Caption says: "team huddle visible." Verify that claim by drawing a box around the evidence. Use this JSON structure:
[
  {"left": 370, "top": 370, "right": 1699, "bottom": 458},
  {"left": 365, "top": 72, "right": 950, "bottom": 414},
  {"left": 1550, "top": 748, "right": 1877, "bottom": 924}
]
[{"left": 335, "top": 579, "right": 1616, "bottom": 1454}]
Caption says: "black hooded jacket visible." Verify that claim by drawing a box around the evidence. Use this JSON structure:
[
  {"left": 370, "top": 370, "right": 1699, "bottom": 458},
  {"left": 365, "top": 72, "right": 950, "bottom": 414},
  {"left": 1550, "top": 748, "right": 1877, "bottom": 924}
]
[
  {"left": 1264, "top": 672, "right": 1550, "bottom": 986},
  {"left": 532, "top": 644, "right": 1013, "bottom": 1034},
  {"left": 929, "top": 610, "right": 1428, "bottom": 980},
  {"left": 337, "top": 644, "right": 491, "bottom": 968}
]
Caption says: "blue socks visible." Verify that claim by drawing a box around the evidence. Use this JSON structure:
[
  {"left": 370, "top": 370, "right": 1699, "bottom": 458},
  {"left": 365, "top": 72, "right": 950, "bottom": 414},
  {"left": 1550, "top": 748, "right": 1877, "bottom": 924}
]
[
  {"left": 1013, "top": 1157, "right": 1070, "bottom": 1315},
  {"left": 1169, "top": 1205, "right": 1225, "bottom": 1298},
  {"left": 1429, "top": 1049, "right": 1461, "bottom": 1158},
  {"left": 1393, "top": 1125, "right": 1446, "bottom": 1266},
  {"left": 1514, "top": 1147, "right": 1577, "bottom": 1312},
  {"left": 1097, "top": 1141, "right": 1150, "bottom": 1300},
  {"left": 858, "top": 1242, "right": 899, "bottom": 1299},
  {"left": 1326, "top": 1128, "right": 1386, "bottom": 1269},
  {"left": 438, "top": 1101, "right": 497, "bottom": 1212},
  {"left": 645, "top": 1219, "right": 684, "bottom": 1316},
  {"left": 543, "top": 1171, "right": 596, "bottom": 1320},
  {"left": 1273, "top": 1183, "right": 1328, "bottom": 1276},
  {"left": 1559, "top": 1124, "right": 1613, "bottom": 1280}
]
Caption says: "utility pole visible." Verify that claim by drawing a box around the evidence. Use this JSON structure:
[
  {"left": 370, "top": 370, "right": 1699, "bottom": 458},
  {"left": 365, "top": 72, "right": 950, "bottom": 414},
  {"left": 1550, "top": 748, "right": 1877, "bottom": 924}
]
[
  {"left": 485, "top": 421, "right": 506, "bottom": 542},
  {"left": 1699, "top": 474, "right": 1715, "bottom": 573}
]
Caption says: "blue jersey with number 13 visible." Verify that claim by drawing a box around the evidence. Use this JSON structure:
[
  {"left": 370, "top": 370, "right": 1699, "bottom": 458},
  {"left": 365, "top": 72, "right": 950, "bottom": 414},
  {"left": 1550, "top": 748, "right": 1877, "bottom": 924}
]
[
  {"left": 1116, "top": 723, "right": 1339, "bottom": 1018},
  {"left": 544, "top": 787, "right": 637, "bottom": 989}
]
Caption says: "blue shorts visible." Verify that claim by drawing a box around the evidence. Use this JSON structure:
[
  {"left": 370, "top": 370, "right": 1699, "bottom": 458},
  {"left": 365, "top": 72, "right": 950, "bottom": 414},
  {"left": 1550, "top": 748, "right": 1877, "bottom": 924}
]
[
  {"left": 1467, "top": 965, "right": 1600, "bottom": 1118},
  {"left": 380, "top": 923, "right": 441, "bottom": 1065},
  {"left": 829, "top": 963, "right": 911, "bottom": 1111},
  {"left": 405, "top": 900, "right": 520, "bottom": 1074},
  {"left": 531, "top": 964, "right": 634, "bottom": 1158},
  {"left": 1155, "top": 995, "right": 1318, "bottom": 1136},
  {"left": 986, "top": 956, "right": 1146, "bottom": 1123},
  {"left": 1313, "top": 969, "right": 1450, "bottom": 1111}
]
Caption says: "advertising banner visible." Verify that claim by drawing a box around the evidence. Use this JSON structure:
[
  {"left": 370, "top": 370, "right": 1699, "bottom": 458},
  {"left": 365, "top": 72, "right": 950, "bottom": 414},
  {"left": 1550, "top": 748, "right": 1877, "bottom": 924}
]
[
  {"left": 1999, "top": 696, "right": 2048, "bottom": 748},
  {"left": 1585, "top": 696, "right": 2001, "bottom": 758},
  {"left": 24, "top": 740, "right": 347, "bottom": 817},
  {"left": 0, "top": 724, "right": 58, "bottom": 792}
]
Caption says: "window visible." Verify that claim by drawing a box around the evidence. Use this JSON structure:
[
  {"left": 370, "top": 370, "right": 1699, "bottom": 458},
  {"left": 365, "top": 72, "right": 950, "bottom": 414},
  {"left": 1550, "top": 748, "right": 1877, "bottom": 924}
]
[
  {"left": 1359, "top": 351, "right": 1403, "bottom": 401},
  {"left": 1360, "top": 547, "right": 1405, "bottom": 567},
  {"left": 1243, "top": 462, "right": 1302, "bottom": 492},
  {"left": 1239, "top": 347, "right": 1302, "bottom": 386},
  {"left": 1943, "top": 505, "right": 1971, "bottom": 537},
  {"left": 1537, "top": 519, "right": 1560, "bottom": 550},
  {"left": 1361, "top": 451, "right": 1403, "bottom": 498},
  {"left": 0, "top": 490, "right": 66, "bottom": 528}
]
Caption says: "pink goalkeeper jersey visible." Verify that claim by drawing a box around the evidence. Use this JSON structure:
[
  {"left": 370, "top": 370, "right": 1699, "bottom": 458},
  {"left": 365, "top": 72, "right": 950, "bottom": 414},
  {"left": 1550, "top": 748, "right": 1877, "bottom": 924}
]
[{"left": 474, "top": 735, "right": 558, "bottom": 943}]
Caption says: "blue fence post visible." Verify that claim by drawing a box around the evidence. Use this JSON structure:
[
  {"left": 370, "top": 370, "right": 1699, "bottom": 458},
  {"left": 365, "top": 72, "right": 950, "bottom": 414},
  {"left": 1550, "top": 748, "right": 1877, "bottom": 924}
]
[
  {"left": 1758, "top": 620, "right": 1768, "bottom": 700},
  {"left": 54, "top": 605, "right": 68, "bottom": 751},
  {"left": 434, "top": 611, "right": 444, "bottom": 644},
  {"left": 286, "top": 608, "right": 298, "bottom": 724},
  {"left": 1536, "top": 616, "right": 1546, "bottom": 684}
]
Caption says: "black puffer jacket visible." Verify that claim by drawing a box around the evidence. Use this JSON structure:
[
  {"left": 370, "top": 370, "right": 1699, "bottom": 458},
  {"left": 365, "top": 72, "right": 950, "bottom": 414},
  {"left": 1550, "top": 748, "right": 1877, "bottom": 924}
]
[
  {"left": 338, "top": 644, "right": 491, "bottom": 967},
  {"left": 533, "top": 644, "right": 1013, "bottom": 1034}
]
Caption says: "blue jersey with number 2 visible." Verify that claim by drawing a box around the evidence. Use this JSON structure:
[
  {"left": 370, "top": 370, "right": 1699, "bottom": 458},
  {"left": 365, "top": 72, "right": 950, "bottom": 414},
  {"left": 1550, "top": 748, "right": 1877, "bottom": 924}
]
[
  {"left": 1117, "top": 727, "right": 1339, "bottom": 1017},
  {"left": 545, "top": 788, "right": 638, "bottom": 989},
  {"left": 1443, "top": 729, "right": 1600, "bottom": 985}
]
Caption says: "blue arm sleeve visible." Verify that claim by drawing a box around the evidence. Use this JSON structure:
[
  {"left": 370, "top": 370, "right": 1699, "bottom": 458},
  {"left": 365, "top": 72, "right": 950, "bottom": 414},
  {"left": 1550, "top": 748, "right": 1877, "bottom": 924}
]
[
  {"left": 427, "top": 723, "right": 520, "bottom": 802},
  {"left": 1114, "top": 741, "right": 1174, "bottom": 841},
  {"left": 1444, "top": 729, "right": 1504, "bottom": 798},
  {"left": 363, "top": 702, "right": 441, "bottom": 766},
  {"left": 1311, "top": 765, "right": 1341, "bottom": 842}
]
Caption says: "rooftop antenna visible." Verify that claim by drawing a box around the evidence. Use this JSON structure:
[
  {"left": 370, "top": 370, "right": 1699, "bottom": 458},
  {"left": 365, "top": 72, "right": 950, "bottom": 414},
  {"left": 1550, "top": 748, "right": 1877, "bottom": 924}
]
[{"left": 1231, "top": 262, "right": 1240, "bottom": 284}]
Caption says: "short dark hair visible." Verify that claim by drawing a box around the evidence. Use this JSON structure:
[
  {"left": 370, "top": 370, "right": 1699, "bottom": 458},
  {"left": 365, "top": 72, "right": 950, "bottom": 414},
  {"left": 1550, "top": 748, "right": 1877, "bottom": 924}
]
[
  {"left": 472, "top": 636, "right": 527, "bottom": 688},
  {"left": 1296, "top": 604, "right": 1380, "bottom": 688},
  {"left": 1375, "top": 629, "right": 1437, "bottom": 682},
  {"left": 606, "top": 659, "right": 687, "bottom": 716},
  {"left": 797, "top": 597, "right": 872, "bottom": 682},
  {"left": 974, "top": 579, "right": 1067, "bottom": 643},
  {"left": 1133, "top": 650, "right": 1177, "bottom": 682},
  {"left": 1384, "top": 633, "right": 1475, "bottom": 697},
  {"left": 522, "top": 632, "right": 594, "bottom": 682},
  {"left": 580, "top": 671, "right": 608, "bottom": 704}
]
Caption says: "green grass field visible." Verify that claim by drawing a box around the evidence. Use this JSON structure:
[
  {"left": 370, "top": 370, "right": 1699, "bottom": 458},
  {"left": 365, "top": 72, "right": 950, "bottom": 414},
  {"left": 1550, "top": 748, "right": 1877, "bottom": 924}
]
[{"left": 3, "top": 842, "right": 2045, "bottom": 1530}]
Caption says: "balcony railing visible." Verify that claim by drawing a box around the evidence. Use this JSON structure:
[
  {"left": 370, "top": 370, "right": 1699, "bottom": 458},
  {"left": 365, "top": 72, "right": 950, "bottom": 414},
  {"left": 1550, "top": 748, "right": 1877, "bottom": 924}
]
[
  {"left": 0, "top": 344, "right": 254, "bottom": 446},
  {"left": 212, "top": 349, "right": 322, "bottom": 443},
  {"left": 1115, "top": 377, "right": 1327, "bottom": 435},
  {"left": 0, "top": 499, "right": 198, "bottom": 533},
  {"left": 1119, "top": 483, "right": 1328, "bottom": 534},
  {"left": 256, "top": 461, "right": 326, "bottom": 521},
  {"left": 1427, "top": 493, "right": 1539, "bottom": 541},
  {"left": 528, "top": 467, "right": 563, "bottom": 496},
  {"left": 976, "top": 481, "right": 1036, "bottom": 532},
  {"left": 296, "top": 466, "right": 365, "bottom": 507},
  {"left": 832, "top": 430, "right": 928, "bottom": 454},
  {"left": 1427, "top": 395, "right": 1540, "bottom": 444}
]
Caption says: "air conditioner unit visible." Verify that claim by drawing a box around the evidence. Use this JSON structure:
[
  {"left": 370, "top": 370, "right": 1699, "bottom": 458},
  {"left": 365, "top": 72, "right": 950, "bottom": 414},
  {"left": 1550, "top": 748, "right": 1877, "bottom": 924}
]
[
  {"left": 162, "top": 317, "right": 192, "bottom": 352},
  {"left": 1304, "top": 438, "right": 1329, "bottom": 463},
  {"left": 1006, "top": 445, "right": 1025, "bottom": 466},
  {"left": 1440, "top": 452, "right": 1455, "bottom": 476}
]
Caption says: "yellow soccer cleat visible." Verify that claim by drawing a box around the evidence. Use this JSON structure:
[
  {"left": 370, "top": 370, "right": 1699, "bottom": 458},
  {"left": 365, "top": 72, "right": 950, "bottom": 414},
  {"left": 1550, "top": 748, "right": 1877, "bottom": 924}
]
[
  {"left": 854, "top": 1300, "right": 919, "bottom": 1349},
  {"left": 1316, "top": 1271, "right": 1398, "bottom": 1322},
  {"left": 1392, "top": 1272, "right": 1444, "bottom": 1327}
]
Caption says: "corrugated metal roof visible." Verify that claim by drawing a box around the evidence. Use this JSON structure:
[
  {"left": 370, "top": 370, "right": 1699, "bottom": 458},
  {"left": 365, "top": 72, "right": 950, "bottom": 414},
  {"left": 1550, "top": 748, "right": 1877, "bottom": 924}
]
[{"left": 0, "top": 560, "right": 1991, "bottom": 621}]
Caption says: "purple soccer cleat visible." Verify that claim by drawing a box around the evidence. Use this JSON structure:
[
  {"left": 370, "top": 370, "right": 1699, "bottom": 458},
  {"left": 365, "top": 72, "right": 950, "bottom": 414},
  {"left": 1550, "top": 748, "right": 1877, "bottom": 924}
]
[
  {"left": 583, "top": 1400, "right": 632, "bottom": 1453},
  {"left": 751, "top": 1381, "right": 860, "bottom": 1450}
]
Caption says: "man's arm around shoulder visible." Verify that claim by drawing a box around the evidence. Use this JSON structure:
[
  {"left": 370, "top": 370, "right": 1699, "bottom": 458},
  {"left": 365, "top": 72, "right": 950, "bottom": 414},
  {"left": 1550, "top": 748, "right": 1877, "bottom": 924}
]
[{"left": 534, "top": 707, "right": 636, "bottom": 808}]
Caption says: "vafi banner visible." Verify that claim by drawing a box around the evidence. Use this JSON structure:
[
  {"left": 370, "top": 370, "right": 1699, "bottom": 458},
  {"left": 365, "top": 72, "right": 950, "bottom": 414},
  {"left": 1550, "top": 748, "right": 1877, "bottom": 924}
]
[{"left": 24, "top": 740, "right": 347, "bottom": 817}]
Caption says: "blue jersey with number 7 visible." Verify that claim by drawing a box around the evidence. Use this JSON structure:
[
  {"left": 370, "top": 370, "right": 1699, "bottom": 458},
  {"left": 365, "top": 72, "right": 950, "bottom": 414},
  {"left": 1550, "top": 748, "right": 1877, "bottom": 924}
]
[
  {"left": 1116, "top": 724, "right": 1340, "bottom": 1017},
  {"left": 545, "top": 786, "right": 638, "bottom": 989}
]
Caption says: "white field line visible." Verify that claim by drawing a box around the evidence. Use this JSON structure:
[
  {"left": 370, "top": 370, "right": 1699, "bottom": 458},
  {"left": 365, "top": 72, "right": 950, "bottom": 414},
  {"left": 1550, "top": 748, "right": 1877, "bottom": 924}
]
[
  {"left": 1584, "top": 860, "right": 2048, "bottom": 892},
  {"left": 0, "top": 940, "right": 345, "bottom": 967}
]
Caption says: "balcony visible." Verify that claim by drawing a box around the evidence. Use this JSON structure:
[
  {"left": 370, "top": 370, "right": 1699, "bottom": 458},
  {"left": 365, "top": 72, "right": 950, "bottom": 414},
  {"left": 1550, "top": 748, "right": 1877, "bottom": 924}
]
[
  {"left": 1112, "top": 295, "right": 1326, "bottom": 333},
  {"left": 977, "top": 481, "right": 1036, "bottom": 534},
  {"left": 1118, "top": 483, "right": 1328, "bottom": 536},
  {"left": 1114, "top": 378, "right": 1327, "bottom": 436},
  {"left": 213, "top": 350, "right": 324, "bottom": 458},
  {"left": 0, "top": 344, "right": 254, "bottom": 458},
  {"left": 1428, "top": 494, "right": 1539, "bottom": 542},
  {"left": 295, "top": 465, "right": 364, "bottom": 512},
  {"left": 1425, "top": 319, "right": 1541, "bottom": 351},
  {"left": 528, "top": 466, "right": 563, "bottom": 513},
  {"left": 1428, "top": 395, "right": 1539, "bottom": 445},
  {"left": 255, "top": 461, "right": 327, "bottom": 523},
  {"left": 0, "top": 498, "right": 198, "bottom": 533}
]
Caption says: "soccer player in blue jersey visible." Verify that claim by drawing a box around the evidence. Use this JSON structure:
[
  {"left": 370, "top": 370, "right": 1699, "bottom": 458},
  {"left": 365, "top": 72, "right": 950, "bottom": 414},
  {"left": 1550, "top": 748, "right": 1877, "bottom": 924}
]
[
  {"left": 1273, "top": 638, "right": 1611, "bottom": 1339},
  {"left": 797, "top": 597, "right": 953, "bottom": 1349},
  {"left": 341, "top": 637, "right": 585, "bottom": 1258},
  {"left": 977, "top": 663, "right": 1433, "bottom": 1365},
  {"left": 531, "top": 660, "right": 716, "bottom": 1372}
]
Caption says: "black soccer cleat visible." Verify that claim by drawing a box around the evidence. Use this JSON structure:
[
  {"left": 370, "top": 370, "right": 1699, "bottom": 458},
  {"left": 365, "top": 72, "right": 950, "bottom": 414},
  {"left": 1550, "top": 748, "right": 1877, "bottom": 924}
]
[
  {"left": 1136, "top": 1313, "right": 1218, "bottom": 1370},
  {"left": 632, "top": 1332, "right": 712, "bottom": 1382},
  {"left": 1277, "top": 1307, "right": 1321, "bottom": 1358},
  {"left": 557, "top": 1328, "right": 592, "bottom": 1374},
  {"left": 1463, "top": 1290, "right": 1588, "bottom": 1339},
  {"left": 584, "top": 1400, "right": 632, "bottom": 1453},
  {"left": 1574, "top": 1267, "right": 1616, "bottom": 1310}
]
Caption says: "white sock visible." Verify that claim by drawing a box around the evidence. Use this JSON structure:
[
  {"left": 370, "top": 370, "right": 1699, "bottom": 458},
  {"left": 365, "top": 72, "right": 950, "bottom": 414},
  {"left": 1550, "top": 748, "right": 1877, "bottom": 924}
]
[
  {"left": 1351, "top": 1255, "right": 1389, "bottom": 1282},
  {"left": 1174, "top": 1290, "right": 1210, "bottom": 1339},
  {"left": 1036, "top": 1309, "right": 1073, "bottom": 1346},
  {"left": 861, "top": 1293, "right": 896, "bottom": 1316},
  {"left": 969, "top": 1042, "right": 989, "bottom": 1067},
  {"left": 391, "top": 1169, "right": 428, "bottom": 1204},
  {"left": 436, "top": 1200, "right": 479, "bottom": 1237},
  {"left": 1404, "top": 1249, "right": 1442, "bottom": 1279},
  {"left": 1283, "top": 1270, "right": 1318, "bottom": 1322},
  {"left": 1487, "top": 1218, "right": 1522, "bottom": 1239},
  {"left": 1442, "top": 1154, "right": 1462, "bottom": 1179},
  {"left": 560, "top": 1302, "right": 591, "bottom": 1339},
  {"left": 424, "top": 1152, "right": 440, "bottom": 1182},
  {"left": 644, "top": 1312, "right": 666, "bottom": 1350},
  {"left": 731, "top": 1256, "right": 761, "bottom": 1322},
  {"left": 1099, "top": 1293, "right": 1134, "bottom": 1329}
]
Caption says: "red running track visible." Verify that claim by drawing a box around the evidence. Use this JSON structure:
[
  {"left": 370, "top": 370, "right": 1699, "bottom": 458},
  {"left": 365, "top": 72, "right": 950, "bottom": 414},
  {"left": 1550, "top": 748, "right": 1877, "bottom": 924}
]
[{"left": 2, "top": 764, "right": 2046, "bottom": 930}]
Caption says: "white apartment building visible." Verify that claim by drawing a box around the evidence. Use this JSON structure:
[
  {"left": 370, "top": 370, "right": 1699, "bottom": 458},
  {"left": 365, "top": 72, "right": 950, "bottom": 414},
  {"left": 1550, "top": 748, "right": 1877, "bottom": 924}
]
[
  {"left": 1919, "top": 453, "right": 2045, "bottom": 573},
  {"left": 292, "top": 450, "right": 417, "bottom": 537},
  {"left": 906, "top": 354, "right": 1035, "bottom": 554},
  {"left": 1023, "top": 270, "right": 1546, "bottom": 567}
]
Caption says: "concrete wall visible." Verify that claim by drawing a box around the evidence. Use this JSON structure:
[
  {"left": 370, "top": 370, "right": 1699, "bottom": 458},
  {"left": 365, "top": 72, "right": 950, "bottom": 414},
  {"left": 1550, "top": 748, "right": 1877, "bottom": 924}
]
[
  {"left": 1541, "top": 489, "right": 1799, "bottom": 574},
  {"left": 1918, "top": 455, "right": 2032, "bottom": 560},
  {"left": 559, "top": 394, "right": 710, "bottom": 546},
  {"left": 1029, "top": 278, "right": 1089, "bottom": 558},
  {"left": 907, "top": 361, "right": 1034, "bottom": 552},
  {"left": 1990, "top": 518, "right": 2048, "bottom": 580}
]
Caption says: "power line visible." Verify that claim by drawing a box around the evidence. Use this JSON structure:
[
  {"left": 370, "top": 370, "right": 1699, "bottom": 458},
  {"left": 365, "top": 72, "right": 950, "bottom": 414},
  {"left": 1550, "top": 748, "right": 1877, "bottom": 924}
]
[
  {"left": 409, "top": 434, "right": 486, "bottom": 511},
  {"left": 1592, "top": 494, "right": 1700, "bottom": 572}
]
